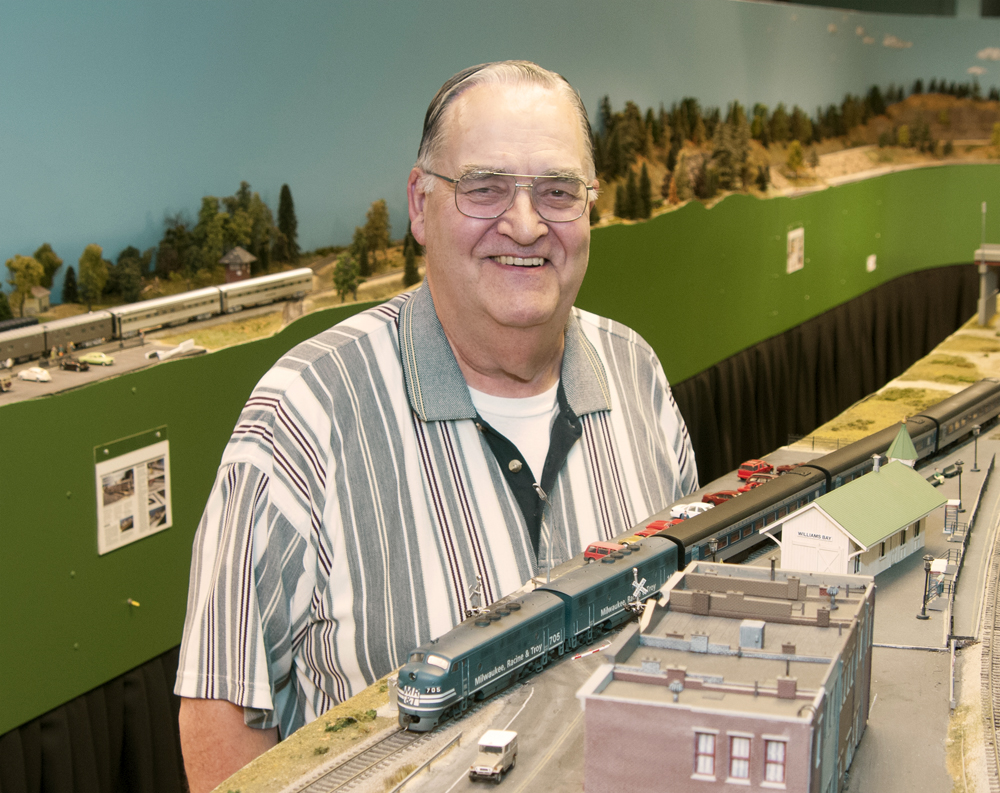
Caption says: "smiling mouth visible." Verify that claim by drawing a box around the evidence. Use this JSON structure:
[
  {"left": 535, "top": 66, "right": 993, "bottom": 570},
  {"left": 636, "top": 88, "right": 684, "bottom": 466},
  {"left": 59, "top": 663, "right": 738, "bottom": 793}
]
[{"left": 495, "top": 255, "right": 546, "bottom": 267}]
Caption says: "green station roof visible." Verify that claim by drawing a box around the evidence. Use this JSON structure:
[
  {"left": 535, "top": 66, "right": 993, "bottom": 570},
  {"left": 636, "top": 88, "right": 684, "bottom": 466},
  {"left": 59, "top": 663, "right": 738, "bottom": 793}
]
[
  {"left": 813, "top": 461, "right": 946, "bottom": 549},
  {"left": 886, "top": 422, "right": 918, "bottom": 463}
]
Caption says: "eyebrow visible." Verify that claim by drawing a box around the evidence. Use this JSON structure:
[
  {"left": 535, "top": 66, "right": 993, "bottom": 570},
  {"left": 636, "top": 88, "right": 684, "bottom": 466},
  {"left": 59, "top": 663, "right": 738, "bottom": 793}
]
[{"left": 457, "top": 165, "right": 587, "bottom": 179}]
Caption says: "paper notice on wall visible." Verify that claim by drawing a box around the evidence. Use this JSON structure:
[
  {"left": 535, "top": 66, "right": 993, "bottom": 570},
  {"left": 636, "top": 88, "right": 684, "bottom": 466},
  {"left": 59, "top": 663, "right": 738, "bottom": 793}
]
[
  {"left": 95, "top": 439, "right": 172, "bottom": 555},
  {"left": 786, "top": 227, "right": 805, "bottom": 274}
]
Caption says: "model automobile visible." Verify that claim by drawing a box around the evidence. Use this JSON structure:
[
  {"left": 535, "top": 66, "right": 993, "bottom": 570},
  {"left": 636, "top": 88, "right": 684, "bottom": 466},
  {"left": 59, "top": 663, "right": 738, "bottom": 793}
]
[
  {"left": 670, "top": 502, "right": 714, "bottom": 519},
  {"left": 78, "top": 351, "right": 115, "bottom": 366},
  {"left": 17, "top": 366, "right": 51, "bottom": 382},
  {"left": 776, "top": 463, "right": 803, "bottom": 474},
  {"left": 738, "top": 473, "right": 779, "bottom": 493},
  {"left": 59, "top": 358, "right": 90, "bottom": 372},
  {"left": 737, "top": 459, "right": 774, "bottom": 480},
  {"left": 0, "top": 375, "right": 11, "bottom": 392},
  {"left": 469, "top": 730, "right": 518, "bottom": 782},
  {"left": 702, "top": 490, "right": 739, "bottom": 505},
  {"left": 583, "top": 541, "right": 626, "bottom": 562}
]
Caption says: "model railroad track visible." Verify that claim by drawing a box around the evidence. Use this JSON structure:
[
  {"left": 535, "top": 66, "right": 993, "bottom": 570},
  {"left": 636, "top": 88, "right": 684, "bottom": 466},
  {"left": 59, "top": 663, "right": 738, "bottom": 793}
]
[
  {"left": 982, "top": 513, "right": 1000, "bottom": 793},
  {"left": 295, "top": 728, "right": 427, "bottom": 792}
]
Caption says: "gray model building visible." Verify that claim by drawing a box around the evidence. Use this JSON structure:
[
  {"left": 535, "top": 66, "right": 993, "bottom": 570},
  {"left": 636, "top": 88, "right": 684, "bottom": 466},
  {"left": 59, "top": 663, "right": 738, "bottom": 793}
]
[{"left": 576, "top": 563, "right": 875, "bottom": 793}]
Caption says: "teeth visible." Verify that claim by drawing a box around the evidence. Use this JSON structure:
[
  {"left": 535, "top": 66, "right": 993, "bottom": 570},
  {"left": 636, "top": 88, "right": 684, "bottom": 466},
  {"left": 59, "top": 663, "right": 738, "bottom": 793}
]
[{"left": 497, "top": 256, "right": 545, "bottom": 267}]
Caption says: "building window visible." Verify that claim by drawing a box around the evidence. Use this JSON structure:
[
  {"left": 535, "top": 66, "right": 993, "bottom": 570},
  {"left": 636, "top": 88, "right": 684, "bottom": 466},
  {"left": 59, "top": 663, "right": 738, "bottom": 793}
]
[
  {"left": 695, "top": 732, "right": 715, "bottom": 776},
  {"left": 880, "top": 541, "right": 886, "bottom": 558},
  {"left": 765, "top": 740, "right": 787, "bottom": 783},
  {"left": 915, "top": 522, "right": 921, "bottom": 537},
  {"left": 730, "top": 736, "right": 751, "bottom": 779}
]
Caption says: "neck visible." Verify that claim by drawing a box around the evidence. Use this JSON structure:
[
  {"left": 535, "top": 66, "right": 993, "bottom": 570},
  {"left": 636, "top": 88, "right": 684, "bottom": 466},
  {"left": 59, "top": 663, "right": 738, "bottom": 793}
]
[{"left": 441, "top": 316, "right": 565, "bottom": 398}]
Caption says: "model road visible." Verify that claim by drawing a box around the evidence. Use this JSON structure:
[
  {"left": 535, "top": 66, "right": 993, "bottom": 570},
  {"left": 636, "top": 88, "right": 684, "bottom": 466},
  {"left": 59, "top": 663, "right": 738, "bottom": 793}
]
[{"left": 402, "top": 647, "right": 607, "bottom": 793}]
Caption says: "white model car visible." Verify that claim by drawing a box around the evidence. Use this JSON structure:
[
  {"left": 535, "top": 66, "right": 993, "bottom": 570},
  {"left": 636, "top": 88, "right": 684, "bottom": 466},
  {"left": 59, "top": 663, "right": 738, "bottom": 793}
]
[
  {"left": 17, "top": 366, "right": 51, "bottom": 382},
  {"left": 670, "top": 501, "right": 714, "bottom": 519}
]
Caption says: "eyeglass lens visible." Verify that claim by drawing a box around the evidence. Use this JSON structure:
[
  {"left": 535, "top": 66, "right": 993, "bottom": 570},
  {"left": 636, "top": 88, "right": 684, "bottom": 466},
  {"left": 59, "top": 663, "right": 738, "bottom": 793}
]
[{"left": 455, "top": 173, "right": 588, "bottom": 221}]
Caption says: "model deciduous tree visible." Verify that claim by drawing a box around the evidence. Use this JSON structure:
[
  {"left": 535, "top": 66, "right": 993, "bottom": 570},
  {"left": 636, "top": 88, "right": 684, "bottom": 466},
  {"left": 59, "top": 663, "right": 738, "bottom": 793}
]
[
  {"left": 364, "top": 199, "right": 391, "bottom": 265},
  {"left": 277, "top": 184, "right": 300, "bottom": 263},
  {"left": 5, "top": 255, "right": 44, "bottom": 317},
  {"left": 786, "top": 140, "right": 804, "bottom": 175},
  {"left": 333, "top": 254, "right": 362, "bottom": 302},
  {"left": 33, "top": 244, "right": 63, "bottom": 290},
  {"left": 0, "top": 291, "right": 12, "bottom": 321},
  {"left": 78, "top": 244, "right": 109, "bottom": 312}
]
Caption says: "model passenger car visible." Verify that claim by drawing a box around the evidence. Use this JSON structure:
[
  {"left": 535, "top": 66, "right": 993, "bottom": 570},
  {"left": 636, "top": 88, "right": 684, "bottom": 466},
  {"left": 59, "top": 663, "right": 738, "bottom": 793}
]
[{"left": 78, "top": 351, "right": 115, "bottom": 366}]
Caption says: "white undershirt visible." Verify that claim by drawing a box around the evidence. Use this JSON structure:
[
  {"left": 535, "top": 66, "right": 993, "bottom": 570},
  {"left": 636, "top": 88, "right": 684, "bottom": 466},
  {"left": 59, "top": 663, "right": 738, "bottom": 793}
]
[{"left": 468, "top": 381, "right": 560, "bottom": 482}]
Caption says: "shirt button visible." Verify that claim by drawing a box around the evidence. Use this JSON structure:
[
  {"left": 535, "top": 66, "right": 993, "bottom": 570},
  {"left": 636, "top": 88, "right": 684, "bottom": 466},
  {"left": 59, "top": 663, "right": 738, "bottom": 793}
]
[{"left": 508, "top": 459, "right": 523, "bottom": 473}]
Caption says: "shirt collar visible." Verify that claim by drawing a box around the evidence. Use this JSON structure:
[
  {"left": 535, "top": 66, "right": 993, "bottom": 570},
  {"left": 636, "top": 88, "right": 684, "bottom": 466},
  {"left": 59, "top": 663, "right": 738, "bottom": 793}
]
[{"left": 398, "top": 283, "right": 612, "bottom": 422}]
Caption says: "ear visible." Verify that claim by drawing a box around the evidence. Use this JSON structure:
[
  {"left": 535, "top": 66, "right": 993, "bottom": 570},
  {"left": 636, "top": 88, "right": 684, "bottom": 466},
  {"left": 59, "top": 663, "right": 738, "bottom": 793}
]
[{"left": 408, "top": 168, "right": 428, "bottom": 246}]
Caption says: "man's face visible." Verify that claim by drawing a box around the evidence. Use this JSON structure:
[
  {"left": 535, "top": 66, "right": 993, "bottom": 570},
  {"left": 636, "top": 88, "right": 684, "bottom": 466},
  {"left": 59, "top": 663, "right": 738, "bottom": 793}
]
[{"left": 409, "top": 82, "right": 595, "bottom": 335}]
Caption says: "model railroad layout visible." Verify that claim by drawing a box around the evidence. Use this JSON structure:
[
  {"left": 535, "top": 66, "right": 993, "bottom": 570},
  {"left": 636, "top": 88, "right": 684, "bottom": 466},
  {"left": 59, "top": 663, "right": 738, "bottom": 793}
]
[
  {"left": 397, "top": 379, "right": 1000, "bottom": 732},
  {"left": 0, "top": 268, "right": 314, "bottom": 362}
]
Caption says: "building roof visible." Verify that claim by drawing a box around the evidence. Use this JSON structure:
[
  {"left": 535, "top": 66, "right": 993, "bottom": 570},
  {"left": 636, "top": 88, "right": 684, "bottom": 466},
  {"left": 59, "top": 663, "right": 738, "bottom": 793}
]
[
  {"left": 576, "top": 563, "right": 875, "bottom": 718},
  {"left": 29, "top": 286, "right": 50, "bottom": 298},
  {"left": 219, "top": 246, "right": 257, "bottom": 265},
  {"left": 886, "top": 422, "right": 917, "bottom": 462},
  {"left": 813, "top": 461, "right": 945, "bottom": 548}
]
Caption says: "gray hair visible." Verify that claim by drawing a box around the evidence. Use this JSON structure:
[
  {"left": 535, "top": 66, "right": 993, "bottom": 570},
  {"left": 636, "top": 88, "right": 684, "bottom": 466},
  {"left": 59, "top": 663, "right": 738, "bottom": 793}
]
[{"left": 415, "top": 61, "right": 595, "bottom": 188}]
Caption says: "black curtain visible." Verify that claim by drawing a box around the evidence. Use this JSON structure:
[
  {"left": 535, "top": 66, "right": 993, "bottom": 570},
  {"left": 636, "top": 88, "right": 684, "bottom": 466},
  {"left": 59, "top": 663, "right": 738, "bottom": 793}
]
[
  {"left": 0, "top": 647, "right": 186, "bottom": 793},
  {"left": 0, "top": 264, "right": 978, "bottom": 792},
  {"left": 674, "top": 264, "right": 979, "bottom": 482}
]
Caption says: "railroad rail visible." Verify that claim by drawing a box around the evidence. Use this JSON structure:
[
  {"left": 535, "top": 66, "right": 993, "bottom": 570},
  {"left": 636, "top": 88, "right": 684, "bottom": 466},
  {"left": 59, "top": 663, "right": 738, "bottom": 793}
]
[
  {"left": 980, "top": 511, "right": 1000, "bottom": 792},
  {"left": 293, "top": 728, "right": 428, "bottom": 793}
]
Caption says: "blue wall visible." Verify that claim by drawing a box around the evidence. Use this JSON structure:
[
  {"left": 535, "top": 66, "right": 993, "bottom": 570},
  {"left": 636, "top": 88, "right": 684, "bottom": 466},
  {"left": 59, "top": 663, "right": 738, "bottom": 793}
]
[{"left": 2, "top": 0, "right": 999, "bottom": 302}]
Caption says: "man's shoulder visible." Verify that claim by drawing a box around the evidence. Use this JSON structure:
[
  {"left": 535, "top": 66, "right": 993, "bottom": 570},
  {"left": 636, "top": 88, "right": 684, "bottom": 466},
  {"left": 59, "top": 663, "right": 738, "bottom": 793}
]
[
  {"left": 571, "top": 305, "right": 657, "bottom": 357},
  {"left": 275, "top": 292, "right": 410, "bottom": 373}
]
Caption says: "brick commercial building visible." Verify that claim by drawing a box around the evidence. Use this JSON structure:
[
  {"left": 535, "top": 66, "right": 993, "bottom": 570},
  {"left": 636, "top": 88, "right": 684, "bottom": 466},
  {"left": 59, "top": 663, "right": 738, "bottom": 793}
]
[{"left": 577, "top": 563, "right": 875, "bottom": 793}]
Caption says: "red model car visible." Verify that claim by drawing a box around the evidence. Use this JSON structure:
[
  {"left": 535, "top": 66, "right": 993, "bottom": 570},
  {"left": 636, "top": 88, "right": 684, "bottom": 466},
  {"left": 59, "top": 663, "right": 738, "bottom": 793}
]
[
  {"left": 738, "top": 459, "right": 774, "bottom": 480},
  {"left": 738, "top": 473, "right": 778, "bottom": 493},
  {"left": 635, "top": 518, "right": 686, "bottom": 537},
  {"left": 583, "top": 541, "right": 625, "bottom": 562},
  {"left": 702, "top": 490, "right": 739, "bottom": 505},
  {"left": 776, "top": 463, "right": 803, "bottom": 474}
]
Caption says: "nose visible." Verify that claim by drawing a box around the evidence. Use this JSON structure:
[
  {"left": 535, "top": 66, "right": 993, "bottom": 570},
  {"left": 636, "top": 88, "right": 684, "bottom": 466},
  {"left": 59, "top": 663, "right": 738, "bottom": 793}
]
[{"left": 497, "top": 182, "right": 548, "bottom": 244}]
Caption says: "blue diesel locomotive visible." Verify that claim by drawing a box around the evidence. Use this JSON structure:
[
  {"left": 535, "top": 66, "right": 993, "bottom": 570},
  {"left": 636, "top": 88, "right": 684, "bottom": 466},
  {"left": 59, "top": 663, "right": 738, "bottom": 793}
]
[{"left": 397, "top": 379, "right": 1000, "bottom": 731}]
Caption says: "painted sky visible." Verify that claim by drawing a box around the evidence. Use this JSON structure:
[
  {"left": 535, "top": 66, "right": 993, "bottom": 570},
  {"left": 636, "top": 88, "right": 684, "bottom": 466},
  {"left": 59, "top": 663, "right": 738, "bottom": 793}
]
[{"left": 2, "top": 0, "right": 999, "bottom": 301}]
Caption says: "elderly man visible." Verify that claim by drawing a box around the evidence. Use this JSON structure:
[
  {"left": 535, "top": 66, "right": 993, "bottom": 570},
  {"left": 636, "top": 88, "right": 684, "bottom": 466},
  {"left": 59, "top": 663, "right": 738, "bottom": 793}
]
[{"left": 175, "top": 60, "right": 697, "bottom": 791}]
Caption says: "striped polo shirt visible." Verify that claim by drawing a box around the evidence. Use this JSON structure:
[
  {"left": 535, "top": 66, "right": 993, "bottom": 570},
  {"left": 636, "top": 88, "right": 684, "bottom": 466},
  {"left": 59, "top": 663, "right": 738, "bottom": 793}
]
[{"left": 174, "top": 283, "right": 698, "bottom": 737}]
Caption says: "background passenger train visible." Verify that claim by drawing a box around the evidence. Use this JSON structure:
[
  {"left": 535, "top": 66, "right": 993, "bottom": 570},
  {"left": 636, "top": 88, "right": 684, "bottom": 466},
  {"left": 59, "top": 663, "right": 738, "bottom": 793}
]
[{"left": 0, "top": 267, "right": 315, "bottom": 361}]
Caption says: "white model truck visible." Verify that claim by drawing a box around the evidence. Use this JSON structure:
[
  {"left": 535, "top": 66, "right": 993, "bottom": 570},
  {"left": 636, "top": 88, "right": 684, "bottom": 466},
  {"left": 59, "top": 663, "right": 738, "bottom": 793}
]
[{"left": 469, "top": 729, "right": 518, "bottom": 783}]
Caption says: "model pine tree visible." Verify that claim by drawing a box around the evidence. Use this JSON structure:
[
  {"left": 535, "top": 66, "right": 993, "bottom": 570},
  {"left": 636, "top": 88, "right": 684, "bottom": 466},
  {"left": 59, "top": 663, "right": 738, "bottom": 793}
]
[
  {"left": 350, "top": 227, "right": 371, "bottom": 277},
  {"left": 638, "top": 164, "right": 652, "bottom": 219},
  {"left": 63, "top": 266, "right": 79, "bottom": 303},
  {"left": 277, "top": 184, "right": 299, "bottom": 263},
  {"left": 364, "top": 199, "right": 391, "bottom": 264},
  {"left": 625, "top": 170, "right": 639, "bottom": 219},
  {"left": 403, "top": 231, "right": 420, "bottom": 287}
]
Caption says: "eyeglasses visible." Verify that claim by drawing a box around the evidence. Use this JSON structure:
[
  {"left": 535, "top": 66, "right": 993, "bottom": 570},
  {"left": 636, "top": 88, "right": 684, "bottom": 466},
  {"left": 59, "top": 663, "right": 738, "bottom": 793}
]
[{"left": 425, "top": 170, "right": 595, "bottom": 222}]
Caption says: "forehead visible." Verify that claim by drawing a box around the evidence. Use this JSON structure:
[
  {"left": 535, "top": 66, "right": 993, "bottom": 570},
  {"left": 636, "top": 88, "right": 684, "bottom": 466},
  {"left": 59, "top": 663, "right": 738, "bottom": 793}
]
[{"left": 439, "top": 82, "right": 587, "bottom": 174}]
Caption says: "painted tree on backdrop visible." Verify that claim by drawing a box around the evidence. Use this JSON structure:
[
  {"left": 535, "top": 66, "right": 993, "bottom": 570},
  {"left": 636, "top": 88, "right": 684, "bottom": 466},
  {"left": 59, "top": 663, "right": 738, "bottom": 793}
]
[
  {"left": 5, "top": 255, "right": 44, "bottom": 317},
  {"left": 78, "top": 245, "right": 109, "bottom": 312},
  {"left": 364, "top": 199, "right": 391, "bottom": 265},
  {"left": 275, "top": 184, "right": 300, "bottom": 263},
  {"left": 33, "top": 244, "right": 63, "bottom": 290}
]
